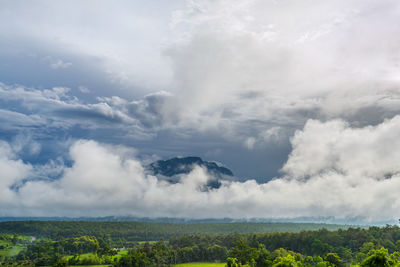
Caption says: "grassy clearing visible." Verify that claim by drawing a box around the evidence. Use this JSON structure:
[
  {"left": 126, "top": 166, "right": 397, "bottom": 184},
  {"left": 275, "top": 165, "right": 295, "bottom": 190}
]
[
  {"left": 137, "top": 240, "right": 158, "bottom": 245},
  {"left": 6, "top": 244, "right": 24, "bottom": 256},
  {"left": 117, "top": 249, "right": 128, "bottom": 255},
  {"left": 0, "top": 243, "right": 26, "bottom": 257},
  {"left": 174, "top": 263, "right": 226, "bottom": 267},
  {"left": 0, "top": 246, "right": 24, "bottom": 257},
  {"left": 65, "top": 252, "right": 96, "bottom": 259},
  {"left": 78, "top": 252, "right": 96, "bottom": 259},
  {"left": 109, "top": 249, "right": 128, "bottom": 261},
  {"left": 0, "top": 234, "right": 32, "bottom": 257}
]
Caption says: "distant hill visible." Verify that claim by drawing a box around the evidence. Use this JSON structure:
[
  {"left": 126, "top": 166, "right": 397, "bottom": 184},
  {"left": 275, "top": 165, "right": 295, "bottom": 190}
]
[{"left": 147, "top": 156, "right": 234, "bottom": 177}]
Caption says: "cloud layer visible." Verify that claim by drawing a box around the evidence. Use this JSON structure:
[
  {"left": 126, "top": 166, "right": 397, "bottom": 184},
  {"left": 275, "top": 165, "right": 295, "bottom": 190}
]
[{"left": 2, "top": 115, "right": 400, "bottom": 221}]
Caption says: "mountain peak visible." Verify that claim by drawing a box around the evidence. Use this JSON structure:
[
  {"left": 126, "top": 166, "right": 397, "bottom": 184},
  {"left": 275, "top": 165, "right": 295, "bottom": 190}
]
[{"left": 147, "top": 156, "right": 234, "bottom": 178}]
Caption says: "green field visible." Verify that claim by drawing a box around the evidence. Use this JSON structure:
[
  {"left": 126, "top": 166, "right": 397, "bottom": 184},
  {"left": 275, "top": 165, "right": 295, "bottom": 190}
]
[
  {"left": 0, "top": 234, "right": 30, "bottom": 257},
  {"left": 67, "top": 252, "right": 98, "bottom": 258},
  {"left": 174, "top": 263, "right": 226, "bottom": 267},
  {"left": 5, "top": 244, "right": 24, "bottom": 256},
  {"left": 116, "top": 249, "right": 128, "bottom": 256}
]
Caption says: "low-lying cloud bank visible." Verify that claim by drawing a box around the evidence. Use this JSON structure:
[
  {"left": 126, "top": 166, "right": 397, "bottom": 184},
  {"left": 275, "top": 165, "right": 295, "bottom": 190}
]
[{"left": 2, "top": 115, "right": 400, "bottom": 222}]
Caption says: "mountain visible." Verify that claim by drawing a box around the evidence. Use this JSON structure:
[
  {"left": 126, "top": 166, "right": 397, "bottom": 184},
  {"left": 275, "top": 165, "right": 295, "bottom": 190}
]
[{"left": 146, "top": 156, "right": 233, "bottom": 178}]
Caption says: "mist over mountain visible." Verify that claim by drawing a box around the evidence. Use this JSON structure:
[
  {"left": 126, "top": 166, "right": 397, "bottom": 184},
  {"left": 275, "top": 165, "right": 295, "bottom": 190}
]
[
  {"left": 147, "top": 156, "right": 232, "bottom": 176},
  {"left": 146, "top": 156, "right": 234, "bottom": 189}
]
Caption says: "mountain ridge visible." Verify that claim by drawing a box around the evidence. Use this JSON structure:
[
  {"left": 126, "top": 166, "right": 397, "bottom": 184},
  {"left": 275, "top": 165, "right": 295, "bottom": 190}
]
[{"left": 146, "top": 156, "right": 234, "bottom": 178}]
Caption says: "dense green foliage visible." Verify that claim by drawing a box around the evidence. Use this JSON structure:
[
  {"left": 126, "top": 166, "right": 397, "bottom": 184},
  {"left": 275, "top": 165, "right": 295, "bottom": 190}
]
[
  {"left": 113, "top": 237, "right": 400, "bottom": 267},
  {"left": 112, "top": 225, "right": 400, "bottom": 266},
  {"left": 1, "top": 235, "right": 114, "bottom": 266},
  {"left": 111, "top": 239, "right": 400, "bottom": 267},
  {"left": 0, "top": 221, "right": 348, "bottom": 245},
  {"left": 4, "top": 222, "right": 400, "bottom": 266},
  {"left": 171, "top": 226, "right": 400, "bottom": 255}
]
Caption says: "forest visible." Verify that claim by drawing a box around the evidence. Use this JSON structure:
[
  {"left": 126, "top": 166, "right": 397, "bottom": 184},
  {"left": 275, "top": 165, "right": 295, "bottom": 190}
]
[
  {"left": 0, "top": 221, "right": 347, "bottom": 246},
  {"left": 1, "top": 221, "right": 400, "bottom": 266}
]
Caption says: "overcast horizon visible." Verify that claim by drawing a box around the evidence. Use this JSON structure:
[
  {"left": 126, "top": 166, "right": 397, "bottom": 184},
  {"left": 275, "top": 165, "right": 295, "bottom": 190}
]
[{"left": 2, "top": 0, "right": 400, "bottom": 222}]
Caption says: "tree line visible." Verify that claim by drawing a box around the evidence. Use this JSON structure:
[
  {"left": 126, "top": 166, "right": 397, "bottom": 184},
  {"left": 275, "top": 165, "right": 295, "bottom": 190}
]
[{"left": 0, "top": 221, "right": 347, "bottom": 245}]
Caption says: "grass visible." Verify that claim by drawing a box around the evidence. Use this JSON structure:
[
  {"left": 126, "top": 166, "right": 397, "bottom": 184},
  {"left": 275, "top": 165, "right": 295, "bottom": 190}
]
[
  {"left": 0, "top": 244, "right": 26, "bottom": 257},
  {"left": 79, "top": 253, "right": 97, "bottom": 259},
  {"left": 65, "top": 252, "right": 96, "bottom": 259},
  {"left": 0, "top": 234, "right": 33, "bottom": 257},
  {"left": 137, "top": 240, "right": 158, "bottom": 245},
  {"left": 6, "top": 244, "right": 24, "bottom": 256},
  {"left": 109, "top": 249, "right": 128, "bottom": 260},
  {"left": 174, "top": 263, "right": 226, "bottom": 267},
  {"left": 117, "top": 249, "right": 128, "bottom": 255}
]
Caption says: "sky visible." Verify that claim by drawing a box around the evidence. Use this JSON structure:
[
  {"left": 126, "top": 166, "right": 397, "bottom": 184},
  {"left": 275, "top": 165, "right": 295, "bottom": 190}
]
[{"left": 1, "top": 0, "right": 400, "bottom": 222}]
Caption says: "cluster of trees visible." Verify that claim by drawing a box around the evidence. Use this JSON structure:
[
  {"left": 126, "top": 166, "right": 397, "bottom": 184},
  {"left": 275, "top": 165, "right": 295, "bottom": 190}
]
[
  {"left": 0, "top": 234, "right": 18, "bottom": 249},
  {"left": 115, "top": 240, "right": 400, "bottom": 266},
  {"left": 5, "top": 235, "right": 115, "bottom": 266},
  {"left": 0, "top": 233, "right": 31, "bottom": 246},
  {"left": 170, "top": 226, "right": 400, "bottom": 257},
  {"left": 113, "top": 241, "right": 228, "bottom": 266},
  {"left": 115, "top": 225, "right": 400, "bottom": 266},
  {"left": 224, "top": 240, "right": 400, "bottom": 266}
]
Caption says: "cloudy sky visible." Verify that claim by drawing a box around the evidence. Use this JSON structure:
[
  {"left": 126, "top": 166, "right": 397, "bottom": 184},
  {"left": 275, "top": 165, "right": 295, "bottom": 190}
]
[{"left": 1, "top": 0, "right": 400, "bottom": 222}]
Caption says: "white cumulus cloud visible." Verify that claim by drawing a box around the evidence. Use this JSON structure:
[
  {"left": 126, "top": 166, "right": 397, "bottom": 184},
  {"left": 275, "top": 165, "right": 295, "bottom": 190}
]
[{"left": 2, "top": 115, "right": 400, "bottom": 222}]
